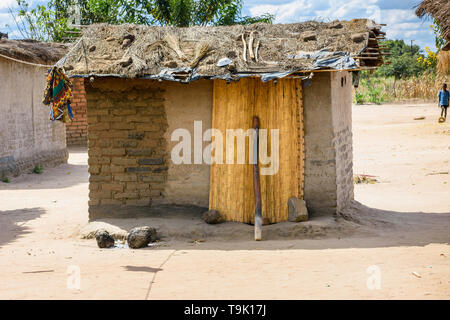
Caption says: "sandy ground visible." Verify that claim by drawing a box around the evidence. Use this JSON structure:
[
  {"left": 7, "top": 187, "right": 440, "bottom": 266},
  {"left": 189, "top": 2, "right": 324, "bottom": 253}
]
[{"left": 0, "top": 102, "right": 449, "bottom": 300}]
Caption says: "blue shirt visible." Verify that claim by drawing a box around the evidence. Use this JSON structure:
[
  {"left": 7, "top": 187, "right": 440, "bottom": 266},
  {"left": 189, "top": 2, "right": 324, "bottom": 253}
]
[{"left": 438, "top": 89, "right": 449, "bottom": 106}]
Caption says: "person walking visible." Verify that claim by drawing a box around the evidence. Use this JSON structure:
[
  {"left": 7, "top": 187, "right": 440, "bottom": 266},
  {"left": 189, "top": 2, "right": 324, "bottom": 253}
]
[{"left": 438, "top": 83, "right": 449, "bottom": 120}]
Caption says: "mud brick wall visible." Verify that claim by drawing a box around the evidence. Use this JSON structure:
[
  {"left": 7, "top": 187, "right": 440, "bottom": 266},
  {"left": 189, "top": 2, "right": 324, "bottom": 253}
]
[
  {"left": 302, "top": 71, "right": 354, "bottom": 217},
  {"left": 331, "top": 71, "right": 354, "bottom": 213},
  {"left": 162, "top": 81, "right": 212, "bottom": 208},
  {"left": 85, "top": 78, "right": 168, "bottom": 219},
  {"left": 0, "top": 58, "right": 67, "bottom": 178},
  {"left": 66, "top": 78, "right": 88, "bottom": 146}
]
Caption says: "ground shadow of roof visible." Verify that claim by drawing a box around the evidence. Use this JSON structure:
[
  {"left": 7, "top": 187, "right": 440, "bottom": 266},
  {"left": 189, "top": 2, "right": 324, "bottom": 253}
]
[
  {"left": 0, "top": 207, "right": 46, "bottom": 247},
  {"left": 82, "top": 201, "right": 450, "bottom": 251}
]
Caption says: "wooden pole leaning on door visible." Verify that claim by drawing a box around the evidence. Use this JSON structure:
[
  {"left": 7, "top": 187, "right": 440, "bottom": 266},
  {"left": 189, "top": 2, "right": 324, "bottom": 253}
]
[{"left": 253, "top": 116, "right": 262, "bottom": 241}]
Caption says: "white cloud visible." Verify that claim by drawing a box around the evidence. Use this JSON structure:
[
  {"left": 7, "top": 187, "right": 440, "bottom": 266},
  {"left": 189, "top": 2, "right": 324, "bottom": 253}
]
[
  {"left": 0, "top": 0, "right": 18, "bottom": 10},
  {"left": 0, "top": 12, "right": 15, "bottom": 27},
  {"left": 250, "top": 0, "right": 328, "bottom": 23},
  {"left": 250, "top": 0, "right": 381, "bottom": 23},
  {"left": 378, "top": 9, "right": 417, "bottom": 25},
  {"left": 315, "top": 0, "right": 379, "bottom": 20}
]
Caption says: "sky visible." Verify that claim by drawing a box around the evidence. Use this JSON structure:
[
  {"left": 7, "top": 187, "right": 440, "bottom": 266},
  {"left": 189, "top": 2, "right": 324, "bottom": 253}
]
[{"left": 0, "top": 0, "right": 437, "bottom": 51}]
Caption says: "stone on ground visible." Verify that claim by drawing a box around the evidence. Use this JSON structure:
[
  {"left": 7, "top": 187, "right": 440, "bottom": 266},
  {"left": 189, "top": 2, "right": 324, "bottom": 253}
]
[
  {"left": 288, "top": 197, "right": 309, "bottom": 222},
  {"left": 202, "top": 210, "right": 223, "bottom": 224},
  {"left": 95, "top": 229, "right": 115, "bottom": 248},
  {"left": 127, "top": 226, "right": 157, "bottom": 249}
]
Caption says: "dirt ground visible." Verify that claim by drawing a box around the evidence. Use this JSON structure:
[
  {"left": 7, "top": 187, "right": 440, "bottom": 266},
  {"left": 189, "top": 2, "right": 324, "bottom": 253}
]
[{"left": 0, "top": 102, "right": 449, "bottom": 300}]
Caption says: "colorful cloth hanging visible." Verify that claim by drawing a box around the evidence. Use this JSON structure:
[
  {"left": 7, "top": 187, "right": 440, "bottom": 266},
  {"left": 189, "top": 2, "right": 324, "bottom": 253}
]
[{"left": 43, "top": 67, "right": 73, "bottom": 123}]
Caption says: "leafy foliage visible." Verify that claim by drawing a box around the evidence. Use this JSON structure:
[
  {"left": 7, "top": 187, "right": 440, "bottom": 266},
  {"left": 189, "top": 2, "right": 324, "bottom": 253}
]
[
  {"left": 430, "top": 19, "right": 446, "bottom": 51},
  {"left": 33, "top": 165, "right": 43, "bottom": 174},
  {"left": 354, "top": 77, "right": 387, "bottom": 104},
  {"left": 417, "top": 46, "right": 437, "bottom": 69},
  {"left": 374, "top": 40, "right": 433, "bottom": 79},
  {"left": 7, "top": 0, "right": 70, "bottom": 41}
]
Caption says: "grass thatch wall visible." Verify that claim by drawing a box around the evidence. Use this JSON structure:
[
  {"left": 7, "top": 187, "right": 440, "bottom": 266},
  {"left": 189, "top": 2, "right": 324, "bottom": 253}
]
[{"left": 437, "top": 50, "right": 450, "bottom": 76}]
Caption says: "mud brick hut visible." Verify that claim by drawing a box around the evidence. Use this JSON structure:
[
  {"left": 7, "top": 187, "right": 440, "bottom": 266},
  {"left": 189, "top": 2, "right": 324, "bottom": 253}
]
[
  {"left": 61, "top": 19, "right": 385, "bottom": 222},
  {"left": 0, "top": 39, "right": 68, "bottom": 178}
]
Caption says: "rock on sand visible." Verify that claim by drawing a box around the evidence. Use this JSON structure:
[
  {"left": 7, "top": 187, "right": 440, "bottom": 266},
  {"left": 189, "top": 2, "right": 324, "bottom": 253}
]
[{"left": 127, "top": 226, "right": 157, "bottom": 249}]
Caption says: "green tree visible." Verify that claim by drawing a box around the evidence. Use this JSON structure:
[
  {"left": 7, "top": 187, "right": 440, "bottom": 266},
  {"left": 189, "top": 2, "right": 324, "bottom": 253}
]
[
  {"left": 7, "top": 0, "right": 274, "bottom": 42},
  {"left": 7, "top": 0, "right": 70, "bottom": 41},
  {"left": 149, "top": 0, "right": 274, "bottom": 27},
  {"left": 374, "top": 39, "right": 427, "bottom": 78}
]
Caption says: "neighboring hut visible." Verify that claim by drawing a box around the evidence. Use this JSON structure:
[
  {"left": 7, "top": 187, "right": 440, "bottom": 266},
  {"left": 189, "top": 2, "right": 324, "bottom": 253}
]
[
  {"left": 61, "top": 20, "right": 385, "bottom": 222},
  {"left": 416, "top": 0, "right": 450, "bottom": 75},
  {"left": 0, "top": 39, "right": 69, "bottom": 178},
  {"left": 416, "top": 0, "right": 450, "bottom": 51}
]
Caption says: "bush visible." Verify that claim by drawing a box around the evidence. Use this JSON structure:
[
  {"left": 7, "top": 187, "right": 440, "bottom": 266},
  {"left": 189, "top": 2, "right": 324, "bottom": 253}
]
[
  {"left": 355, "top": 92, "right": 365, "bottom": 104},
  {"left": 33, "top": 165, "right": 43, "bottom": 174}
]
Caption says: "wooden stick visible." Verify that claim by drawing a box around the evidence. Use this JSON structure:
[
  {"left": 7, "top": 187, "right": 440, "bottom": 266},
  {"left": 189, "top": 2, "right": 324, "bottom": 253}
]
[
  {"left": 253, "top": 116, "right": 262, "bottom": 241},
  {"left": 255, "top": 40, "right": 260, "bottom": 62},
  {"left": 357, "top": 52, "right": 381, "bottom": 56},
  {"left": 353, "top": 56, "right": 380, "bottom": 60},
  {"left": 241, "top": 34, "right": 247, "bottom": 62},
  {"left": 248, "top": 31, "right": 255, "bottom": 60},
  {"left": 69, "top": 24, "right": 89, "bottom": 29}
]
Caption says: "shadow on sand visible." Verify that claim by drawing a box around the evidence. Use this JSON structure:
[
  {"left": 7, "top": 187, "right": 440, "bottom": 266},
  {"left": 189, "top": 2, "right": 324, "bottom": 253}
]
[
  {"left": 0, "top": 207, "right": 46, "bottom": 247},
  {"left": 0, "top": 148, "right": 88, "bottom": 190},
  {"left": 122, "top": 265, "right": 163, "bottom": 273},
  {"left": 80, "top": 202, "right": 450, "bottom": 251}
]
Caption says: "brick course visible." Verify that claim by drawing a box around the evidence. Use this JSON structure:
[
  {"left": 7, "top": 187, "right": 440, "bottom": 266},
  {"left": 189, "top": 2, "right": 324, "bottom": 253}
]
[
  {"left": 66, "top": 78, "right": 88, "bottom": 146},
  {"left": 85, "top": 78, "right": 168, "bottom": 219}
]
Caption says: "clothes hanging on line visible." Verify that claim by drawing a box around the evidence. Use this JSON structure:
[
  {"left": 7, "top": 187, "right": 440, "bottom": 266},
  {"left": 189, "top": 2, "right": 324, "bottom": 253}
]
[{"left": 43, "top": 67, "right": 74, "bottom": 123}]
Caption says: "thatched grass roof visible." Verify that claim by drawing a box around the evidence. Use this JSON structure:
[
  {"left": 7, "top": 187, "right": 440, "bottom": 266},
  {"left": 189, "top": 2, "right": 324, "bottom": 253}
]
[
  {"left": 0, "top": 39, "right": 68, "bottom": 65},
  {"left": 416, "top": 0, "right": 450, "bottom": 45},
  {"left": 62, "top": 19, "right": 385, "bottom": 81}
]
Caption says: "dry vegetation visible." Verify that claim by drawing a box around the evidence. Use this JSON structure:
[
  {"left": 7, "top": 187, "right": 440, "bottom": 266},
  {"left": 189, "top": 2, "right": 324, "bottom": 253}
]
[{"left": 354, "top": 72, "right": 448, "bottom": 104}]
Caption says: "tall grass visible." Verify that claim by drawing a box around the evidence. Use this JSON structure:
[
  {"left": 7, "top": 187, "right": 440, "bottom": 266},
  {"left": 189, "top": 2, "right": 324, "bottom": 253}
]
[{"left": 354, "top": 72, "right": 447, "bottom": 104}]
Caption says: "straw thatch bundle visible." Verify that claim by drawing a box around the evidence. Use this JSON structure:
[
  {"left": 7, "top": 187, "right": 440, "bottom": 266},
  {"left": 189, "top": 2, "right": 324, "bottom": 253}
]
[{"left": 416, "top": 0, "right": 450, "bottom": 44}]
